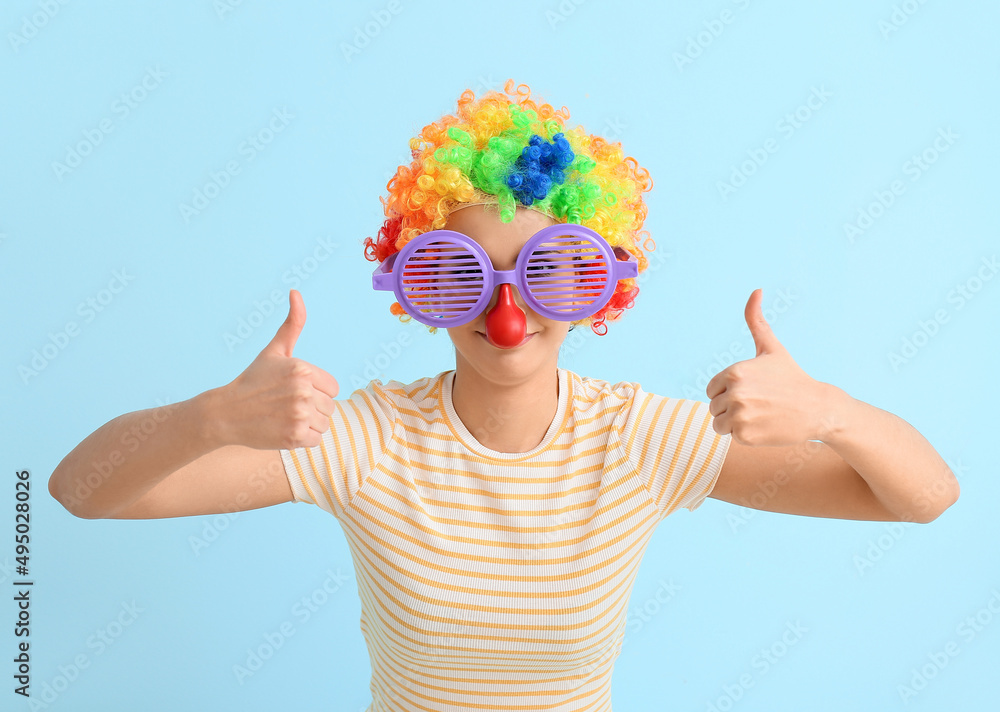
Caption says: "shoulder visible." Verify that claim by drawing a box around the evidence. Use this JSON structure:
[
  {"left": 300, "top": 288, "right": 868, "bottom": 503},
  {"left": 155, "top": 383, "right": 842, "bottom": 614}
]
[
  {"left": 568, "top": 369, "right": 716, "bottom": 432},
  {"left": 567, "top": 368, "right": 657, "bottom": 410},
  {"left": 345, "top": 370, "right": 452, "bottom": 416},
  {"left": 567, "top": 368, "right": 638, "bottom": 401}
]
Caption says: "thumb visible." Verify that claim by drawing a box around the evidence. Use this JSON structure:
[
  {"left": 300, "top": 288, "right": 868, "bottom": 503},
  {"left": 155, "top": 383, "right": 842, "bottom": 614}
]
[
  {"left": 265, "top": 289, "right": 306, "bottom": 358},
  {"left": 744, "top": 288, "right": 780, "bottom": 357}
]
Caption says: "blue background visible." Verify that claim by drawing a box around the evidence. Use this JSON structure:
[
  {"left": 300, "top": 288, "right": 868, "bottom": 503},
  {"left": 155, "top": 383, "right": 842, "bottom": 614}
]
[{"left": 2, "top": 0, "right": 998, "bottom": 710}]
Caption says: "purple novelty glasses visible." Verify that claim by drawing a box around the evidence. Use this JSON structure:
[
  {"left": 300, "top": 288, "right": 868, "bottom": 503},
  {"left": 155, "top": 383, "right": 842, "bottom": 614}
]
[{"left": 371, "top": 223, "right": 638, "bottom": 327}]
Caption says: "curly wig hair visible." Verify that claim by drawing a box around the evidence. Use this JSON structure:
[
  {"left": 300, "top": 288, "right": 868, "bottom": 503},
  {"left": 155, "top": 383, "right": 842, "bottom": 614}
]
[{"left": 363, "top": 79, "right": 656, "bottom": 336}]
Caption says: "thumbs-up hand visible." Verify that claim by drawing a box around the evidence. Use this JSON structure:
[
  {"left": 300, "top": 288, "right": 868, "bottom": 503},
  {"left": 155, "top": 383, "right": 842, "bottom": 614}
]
[
  {"left": 217, "top": 290, "right": 340, "bottom": 450},
  {"left": 705, "top": 289, "right": 834, "bottom": 447}
]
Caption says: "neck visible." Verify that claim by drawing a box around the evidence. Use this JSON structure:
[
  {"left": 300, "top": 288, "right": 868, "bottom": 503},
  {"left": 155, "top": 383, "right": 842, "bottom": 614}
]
[{"left": 450, "top": 358, "right": 560, "bottom": 454}]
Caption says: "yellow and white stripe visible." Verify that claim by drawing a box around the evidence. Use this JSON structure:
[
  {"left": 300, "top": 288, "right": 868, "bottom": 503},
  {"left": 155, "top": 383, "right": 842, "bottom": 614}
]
[{"left": 280, "top": 367, "right": 731, "bottom": 711}]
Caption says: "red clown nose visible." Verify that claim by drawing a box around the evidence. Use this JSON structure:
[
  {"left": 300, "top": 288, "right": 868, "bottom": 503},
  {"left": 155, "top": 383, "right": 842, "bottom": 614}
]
[{"left": 484, "top": 283, "right": 527, "bottom": 349}]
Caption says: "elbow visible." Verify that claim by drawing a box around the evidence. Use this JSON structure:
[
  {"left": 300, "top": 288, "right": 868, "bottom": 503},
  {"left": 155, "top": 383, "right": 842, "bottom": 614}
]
[
  {"left": 47, "top": 471, "right": 60, "bottom": 503},
  {"left": 47, "top": 470, "right": 72, "bottom": 514},
  {"left": 914, "top": 481, "right": 961, "bottom": 524},
  {"left": 48, "top": 468, "right": 104, "bottom": 520}
]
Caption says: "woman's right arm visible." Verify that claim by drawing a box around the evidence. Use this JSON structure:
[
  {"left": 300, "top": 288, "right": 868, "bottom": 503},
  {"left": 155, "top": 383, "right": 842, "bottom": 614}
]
[
  {"left": 47, "top": 289, "right": 339, "bottom": 520},
  {"left": 47, "top": 389, "right": 293, "bottom": 520}
]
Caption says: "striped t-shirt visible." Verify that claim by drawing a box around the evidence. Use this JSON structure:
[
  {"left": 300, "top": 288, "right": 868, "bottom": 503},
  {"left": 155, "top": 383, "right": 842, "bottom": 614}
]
[{"left": 279, "top": 367, "right": 731, "bottom": 712}]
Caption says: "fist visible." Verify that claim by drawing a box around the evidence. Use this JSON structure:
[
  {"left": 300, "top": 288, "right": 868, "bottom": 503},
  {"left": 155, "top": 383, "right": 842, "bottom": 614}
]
[
  {"left": 219, "top": 290, "right": 339, "bottom": 450},
  {"left": 706, "top": 288, "right": 831, "bottom": 447}
]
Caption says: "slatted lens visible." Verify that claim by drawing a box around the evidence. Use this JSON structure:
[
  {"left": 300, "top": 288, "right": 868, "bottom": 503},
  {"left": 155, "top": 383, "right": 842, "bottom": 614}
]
[
  {"left": 524, "top": 236, "right": 609, "bottom": 315},
  {"left": 400, "top": 241, "right": 485, "bottom": 321}
]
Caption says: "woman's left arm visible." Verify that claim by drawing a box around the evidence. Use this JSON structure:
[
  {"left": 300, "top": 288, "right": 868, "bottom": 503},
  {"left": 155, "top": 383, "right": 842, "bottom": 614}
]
[
  {"left": 704, "top": 289, "right": 959, "bottom": 523},
  {"left": 812, "top": 382, "right": 959, "bottom": 522}
]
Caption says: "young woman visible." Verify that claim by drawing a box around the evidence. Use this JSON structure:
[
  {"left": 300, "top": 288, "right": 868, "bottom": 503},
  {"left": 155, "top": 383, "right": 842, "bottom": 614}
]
[{"left": 49, "top": 79, "right": 959, "bottom": 711}]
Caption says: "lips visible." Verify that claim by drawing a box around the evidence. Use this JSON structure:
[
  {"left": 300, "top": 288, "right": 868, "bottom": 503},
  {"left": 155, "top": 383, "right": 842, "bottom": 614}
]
[{"left": 478, "top": 332, "right": 535, "bottom": 348}]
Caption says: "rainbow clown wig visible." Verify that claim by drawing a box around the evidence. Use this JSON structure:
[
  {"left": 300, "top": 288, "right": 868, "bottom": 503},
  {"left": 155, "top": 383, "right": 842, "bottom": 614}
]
[{"left": 363, "top": 79, "right": 655, "bottom": 336}]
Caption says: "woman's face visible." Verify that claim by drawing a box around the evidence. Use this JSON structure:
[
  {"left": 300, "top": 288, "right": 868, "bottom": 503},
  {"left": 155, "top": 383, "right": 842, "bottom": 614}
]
[{"left": 441, "top": 204, "right": 572, "bottom": 374}]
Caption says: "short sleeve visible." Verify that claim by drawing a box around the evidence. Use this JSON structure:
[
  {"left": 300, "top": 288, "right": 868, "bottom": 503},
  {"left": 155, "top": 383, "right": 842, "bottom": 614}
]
[
  {"left": 617, "top": 386, "right": 732, "bottom": 517},
  {"left": 278, "top": 381, "right": 397, "bottom": 518}
]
